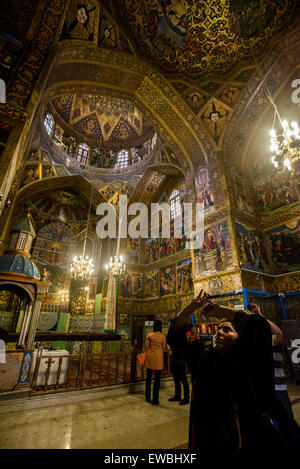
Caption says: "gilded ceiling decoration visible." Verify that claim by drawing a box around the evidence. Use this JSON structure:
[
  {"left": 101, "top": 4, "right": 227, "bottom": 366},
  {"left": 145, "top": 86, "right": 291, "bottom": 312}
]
[
  {"left": 117, "top": 0, "right": 298, "bottom": 78},
  {"left": 51, "top": 94, "right": 153, "bottom": 143}
]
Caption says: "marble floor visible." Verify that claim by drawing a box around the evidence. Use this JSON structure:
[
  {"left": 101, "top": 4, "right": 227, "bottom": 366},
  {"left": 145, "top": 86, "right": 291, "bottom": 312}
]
[{"left": 0, "top": 383, "right": 299, "bottom": 449}]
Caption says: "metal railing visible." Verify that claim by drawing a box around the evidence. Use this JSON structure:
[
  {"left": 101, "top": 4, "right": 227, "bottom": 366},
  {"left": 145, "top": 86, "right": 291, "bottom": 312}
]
[{"left": 30, "top": 348, "right": 172, "bottom": 395}]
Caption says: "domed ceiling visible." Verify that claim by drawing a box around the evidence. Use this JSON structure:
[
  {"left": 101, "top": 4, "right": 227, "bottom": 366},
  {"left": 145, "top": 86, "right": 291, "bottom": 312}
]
[
  {"left": 51, "top": 93, "right": 154, "bottom": 144},
  {"left": 116, "top": 0, "right": 299, "bottom": 78}
]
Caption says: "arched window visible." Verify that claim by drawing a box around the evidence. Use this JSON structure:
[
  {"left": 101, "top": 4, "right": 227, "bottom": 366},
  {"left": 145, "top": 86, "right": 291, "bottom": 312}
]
[
  {"left": 116, "top": 149, "right": 129, "bottom": 169},
  {"left": 77, "top": 143, "right": 89, "bottom": 164},
  {"left": 44, "top": 114, "right": 54, "bottom": 136},
  {"left": 170, "top": 189, "right": 181, "bottom": 220}
]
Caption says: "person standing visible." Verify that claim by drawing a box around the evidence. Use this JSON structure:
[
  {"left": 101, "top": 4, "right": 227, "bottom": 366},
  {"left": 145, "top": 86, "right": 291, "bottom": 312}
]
[
  {"left": 167, "top": 321, "right": 190, "bottom": 405},
  {"left": 145, "top": 320, "right": 167, "bottom": 406},
  {"left": 247, "top": 303, "right": 293, "bottom": 417}
]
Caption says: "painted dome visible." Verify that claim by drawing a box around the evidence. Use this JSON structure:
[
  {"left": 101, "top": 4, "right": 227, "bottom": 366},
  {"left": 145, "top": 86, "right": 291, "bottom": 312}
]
[{"left": 0, "top": 254, "right": 40, "bottom": 280}]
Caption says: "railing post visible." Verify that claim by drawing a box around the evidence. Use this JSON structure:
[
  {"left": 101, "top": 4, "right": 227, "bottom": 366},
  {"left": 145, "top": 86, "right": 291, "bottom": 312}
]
[{"left": 130, "top": 344, "right": 138, "bottom": 383}]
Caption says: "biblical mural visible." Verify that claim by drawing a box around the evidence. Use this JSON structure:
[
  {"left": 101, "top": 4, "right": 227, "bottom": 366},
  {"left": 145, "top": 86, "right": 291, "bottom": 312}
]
[
  {"left": 127, "top": 239, "right": 140, "bottom": 263},
  {"left": 144, "top": 270, "right": 159, "bottom": 298},
  {"left": 230, "top": 167, "right": 254, "bottom": 215},
  {"left": 160, "top": 265, "right": 176, "bottom": 296},
  {"left": 27, "top": 190, "right": 91, "bottom": 224},
  {"left": 235, "top": 222, "right": 271, "bottom": 273},
  {"left": 20, "top": 165, "right": 40, "bottom": 188},
  {"left": 131, "top": 273, "right": 144, "bottom": 298},
  {"left": 120, "top": 272, "right": 131, "bottom": 298},
  {"left": 118, "top": 0, "right": 295, "bottom": 77},
  {"left": 27, "top": 149, "right": 40, "bottom": 161},
  {"left": 194, "top": 167, "right": 214, "bottom": 214},
  {"left": 266, "top": 220, "right": 300, "bottom": 274},
  {"left": 252, "top": 159, "right": 298, "bottom": 215},
  {"left": 194, "top": 221, "right": 232, "bottom": 277},
  {"left": 60, "top": 0, "right": 98, "bottom": 41},
  {"left": 159, "top": 237, "right": 176, "bottom": 258},
  {"left": 145, "top": 238, "right": 159, "bottom": 264},
  {"left": 201, "top": 100, "right": 230, "bottom": 146},
  {"left": 177, "top": 258, "right": 193, "bottom": 293}
]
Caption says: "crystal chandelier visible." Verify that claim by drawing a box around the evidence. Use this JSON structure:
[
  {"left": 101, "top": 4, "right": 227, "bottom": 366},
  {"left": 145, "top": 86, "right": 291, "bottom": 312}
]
[
  {"left": 105, "top": 255, "right": 125, "bottom": 276},
  {"left": 70, "top": 185, "right": 94, "bottom": 280},
  {"left": 70, "top": 254, "right": 94, "bottom": 280},
  {"left": 270, "top": 120, "right": 300, "bottom": 173}
]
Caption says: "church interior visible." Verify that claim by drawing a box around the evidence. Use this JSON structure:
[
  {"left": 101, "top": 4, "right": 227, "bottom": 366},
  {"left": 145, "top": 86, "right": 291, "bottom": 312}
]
[{"left": 0, "top": 0, "right": 300, "bottom": 450}]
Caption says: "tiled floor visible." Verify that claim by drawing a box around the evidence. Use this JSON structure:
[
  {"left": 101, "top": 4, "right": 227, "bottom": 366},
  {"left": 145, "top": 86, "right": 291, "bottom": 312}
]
[{"left": 0, "top": 383, "right": 299, "bottom": 449}]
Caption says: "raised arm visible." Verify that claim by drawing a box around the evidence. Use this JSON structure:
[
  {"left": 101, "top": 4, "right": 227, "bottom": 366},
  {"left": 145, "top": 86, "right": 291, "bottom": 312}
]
[{"left": 174, "top": 290, "right": 239, "bottom": 331}]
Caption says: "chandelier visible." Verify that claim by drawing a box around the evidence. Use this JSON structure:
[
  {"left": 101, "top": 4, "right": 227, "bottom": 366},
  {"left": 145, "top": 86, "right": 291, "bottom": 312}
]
[
  {"left": 270, "top": 120, "right": 300, "bottom": 173},
  {"left": 70, "top": 185, "right": 94, "bottom": 280},
  {"left": 105, "top": 255, "right": 125, "bottom": 276},
  {"left": 70, "top": 254, "right": 94, "bottom": 280}
]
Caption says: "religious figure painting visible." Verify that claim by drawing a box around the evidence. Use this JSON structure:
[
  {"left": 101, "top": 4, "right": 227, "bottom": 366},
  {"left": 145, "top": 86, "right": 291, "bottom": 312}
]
[
  {"left": 42, "top": 165, "right": 56, "bottom": 179},
  {"left": 120, "top": 272, "right": 131, "bottom": 298},
  {"left": 194, "top": 167, "right": 214, "bottom": 214},
  {"left": 144, "top": 270, "right": 159, "bottom": 298},
  {"left": 145, "top": 238, "right": 159, "bottom": 264},
  {"left": 20, "top": 165, "right": 40, "bottom": 187},
  {"left": 201, "top": 100, "right": 230, "bottom": 146},
  {"left": 27, "top": 149, "right": 40, "bottom": 161},
  {"left": 177, "top": 258, "right": 193, "bottom": 293},
  {"left": 159, "top": 237, "right": 176, "bottom": 259},
  {"left": 60, "top": 1, "right": 98, "bottom": 42},
  {"left": 235, "top": 222, "right": 271, "bottom": 274},
  {"left": 194, "top": 221, "right": 232, "bottom": 278},
  {"left": 266, "top": 220, "right": 300, "bottom": 274},
  {"left": 252, "top": 160, "right": 298, "bottom": 215},
  {"left": 131, "top": 273, "right": 144, "bottom": 298},
  {"left": 160, "top": 265, "right": 176, "bottom": 296},
  {"left": 42, "top": 265, "right": 70, "bottom": 299},
  {"left": 127, "top": 239, "right": 140, "bottom": 263},
  {"left": 230, "top": 167, "right": 254, "bottom": 215}
]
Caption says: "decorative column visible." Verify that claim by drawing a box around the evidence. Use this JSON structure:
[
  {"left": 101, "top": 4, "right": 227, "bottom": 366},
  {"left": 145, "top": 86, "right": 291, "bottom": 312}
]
[
  {"left": 25, "top": 300, "right": 42, "bottom": 349},
  {"left": 104, "top": 256, "right": 125, "bottom": 333}
]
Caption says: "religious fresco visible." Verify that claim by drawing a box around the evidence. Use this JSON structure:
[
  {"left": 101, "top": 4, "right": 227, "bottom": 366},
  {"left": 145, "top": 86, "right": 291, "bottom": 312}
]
[
  {"left": 127, "top": 238, "right": 140, "bottom": 263},
  {"left": 131, "top": 273, "right": 144, "bottom": 298},
  {"left": 266, "top": 220, "right": 300, "bottom": 274},
  {"left": 194, "top": 167, "right": 214, "bottom": 214},
  {"left": 27, "top": 190, "right": 92, "bottom": 224},
  {"left": 27, "top": 149, "right": 40, "bottom": 161},
  {"left": 177, "top": 258, "right": 193, "bottom": 293},
  {"left": 144, "top": 270, "right": 159, "bottom": 298},
  {"left": 159, "top": 237, "right": 176, "bottom": 259},
  {"left": 160, "top": 265, "right": 176, "bottom": 296},
  {"left": 230, "top": 167, "right": 254, "bottom": 215},
  {"left": 228, "top": 0, "right": 277, "bottom": 39},
  {"left": 42, "top": 165, "right": 56, "bottom": 179},
  {"left": 201, "top": 100, "right": 230, "bottom": 146},
  {"left": 118, "top": 1, "right": 297, "bottom": 78},
  {"left": 20, "top": 165, "right": 40, "bottom": 188},
  {"left": 235, "top": 222, "right": 271, "bottom": 274},
  {"left": 145, "top": 238, "right": 159, "bottom": 264},
  {"left": 251, "top": 157, "right": 298, "bottom": 215},
  {"left": 120, "top": 272, "right": 131, "bottom": 298},
  {"left": 184, "top": 91, "right": 207, "bottom": 114},
  {"left": 51, "top": 94, "right": 153, "bottom": 143},
  {"left": 99, "top": 16, "right": 117, "bottom": 49},
  {"left": 60, "top": 0, "right": 98, "bottom": 42},
  {"left": 194, "top": 221, "right": 232, "bottom": 278},
  {"left": 218, "top": 86, "right": 241, "bottom": 107}
]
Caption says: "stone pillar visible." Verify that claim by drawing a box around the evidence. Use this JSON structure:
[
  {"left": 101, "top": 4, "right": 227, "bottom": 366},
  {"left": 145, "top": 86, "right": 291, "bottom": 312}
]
[
  {"left": 104, "top": 274, "right": 118, "bottom": 333},
  {"left": 18, "top": 303, "right": 32, "bottom": 347},
  {"left": 25, "top": 300, "right": 42, "bottom": 349}
]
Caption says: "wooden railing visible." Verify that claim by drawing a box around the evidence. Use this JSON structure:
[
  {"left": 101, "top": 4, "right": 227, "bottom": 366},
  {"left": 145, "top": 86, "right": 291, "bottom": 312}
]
[{"left": 30, "top": 348, "right": 172, "bottom": 395}]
